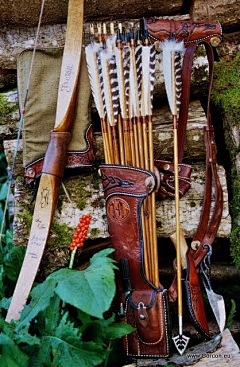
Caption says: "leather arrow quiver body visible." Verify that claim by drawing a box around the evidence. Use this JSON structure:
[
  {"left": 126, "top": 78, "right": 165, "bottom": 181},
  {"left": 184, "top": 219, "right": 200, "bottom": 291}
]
[
  {"left": 100, "top": 165, "right": 171, "bottom": 357},
  {"left": 142, "top": 18, "right": 223, "bottom": 338}
]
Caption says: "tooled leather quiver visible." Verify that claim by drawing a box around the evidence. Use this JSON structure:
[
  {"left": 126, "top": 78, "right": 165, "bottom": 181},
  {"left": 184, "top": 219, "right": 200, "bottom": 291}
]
[{"left": 100, "top": 165, "right": 171, "bottom": 357}]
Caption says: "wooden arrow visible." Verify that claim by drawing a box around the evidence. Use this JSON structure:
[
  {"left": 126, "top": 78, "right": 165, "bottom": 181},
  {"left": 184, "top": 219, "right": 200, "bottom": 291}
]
[{"left": 6, "top": 0, "right": 84, "bottom": 322}]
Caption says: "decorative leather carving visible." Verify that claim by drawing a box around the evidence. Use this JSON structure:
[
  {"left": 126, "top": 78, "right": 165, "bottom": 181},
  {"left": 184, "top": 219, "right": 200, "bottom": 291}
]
[
  {"left": 24, "top": 124, "right": 94, "bottom": 184},
  {"left": 100, "top": 165, "right": 171, "bottom": 357},
  {"left": 142, "top": 18, "right": 222, "bottom": 45}
]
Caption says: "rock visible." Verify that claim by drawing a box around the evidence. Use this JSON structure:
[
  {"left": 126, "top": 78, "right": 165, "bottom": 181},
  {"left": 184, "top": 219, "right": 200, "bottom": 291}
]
[
  {"left": 0, "top": 91, "right": 19, "bottom": 141},
  {"left": 192, "top": 328, "right": 240, "bottom": 367},
  {"left": 134, "top": 329, "right": 240, "bottom": 366},
  {"left": 0, "top": 1, "right": 183, "bottom": 27}
]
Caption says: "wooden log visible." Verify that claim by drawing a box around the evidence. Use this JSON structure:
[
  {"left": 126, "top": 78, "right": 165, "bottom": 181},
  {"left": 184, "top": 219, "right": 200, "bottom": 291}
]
[
  {"left": 2, "top": 97, "right": 209, "bottom": 164},
  {"left": 9, "top": 162, "right": 231, "bottom": 248},
  {"left": 0, "top": 1, "right": 183, "bottom": 27},
  {"left": 191, "top": 0, "right": 240, "bottom": 32}
]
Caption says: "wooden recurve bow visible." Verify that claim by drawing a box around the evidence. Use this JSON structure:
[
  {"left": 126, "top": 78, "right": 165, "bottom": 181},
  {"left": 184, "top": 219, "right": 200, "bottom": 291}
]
[{"left": 6, "top": 0, "right": 84, "bottom": 322}]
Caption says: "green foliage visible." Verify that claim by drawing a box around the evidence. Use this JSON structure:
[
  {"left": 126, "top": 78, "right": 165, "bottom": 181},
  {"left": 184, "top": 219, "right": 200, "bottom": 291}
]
[
  {"left": 50, "top": 221, "right": 74, "bottom": 247},
  {"left": 212, "top": 53, "right": 240, "bottom": 270},
  {"left": 226, "top": 299, "right": 237, "bottom": 330},
  {"left": 212, "top": 53, "right": 240, "bottom": 119},
  {"left": 0, "top": 93, "right": 16, "bottom": 119},
  {"left": 0, "top": 249, "right": 134, "bottom": 366},
  {"left": 0, "top": 152, "right": 10, "bottom": 236}
]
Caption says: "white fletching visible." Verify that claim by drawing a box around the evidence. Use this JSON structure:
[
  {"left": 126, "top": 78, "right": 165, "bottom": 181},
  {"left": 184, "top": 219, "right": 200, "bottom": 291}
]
[
  {"left": 129, "top": 53, "right": 137, "bottom": 117},
  {"left": 115, "top": 47, "right": 126, "bottom": 117},
  {"left": 85, "top": 43, "right": 104, "bottom": 119},
  {"left": 161, "top": 39, "right": 184, "bottom": 115},
  {"left": 106, "top": 34, "right": 116, "bottom": 51},
  {"left": 100, "top": 49, "right": 115, "bottom": 126},
  {"left": 142, "top": 45, "right": 150, "bottom": 116}
]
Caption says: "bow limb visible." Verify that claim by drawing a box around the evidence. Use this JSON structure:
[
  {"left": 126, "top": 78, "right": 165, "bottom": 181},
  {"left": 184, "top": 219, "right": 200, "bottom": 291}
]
[{"left": 6, "top": 0, "right": 84, "bottom": 322}]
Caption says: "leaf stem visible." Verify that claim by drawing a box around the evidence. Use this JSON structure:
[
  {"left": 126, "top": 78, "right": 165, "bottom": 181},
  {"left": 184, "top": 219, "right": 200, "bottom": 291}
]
[{"left": 69, "top": 247, "right": 77, "bottom": 269}]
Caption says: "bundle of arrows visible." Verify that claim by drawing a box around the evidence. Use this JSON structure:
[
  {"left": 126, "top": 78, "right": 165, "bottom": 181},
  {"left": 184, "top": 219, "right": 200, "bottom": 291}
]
[{"left": 86, "top": 23, "right": 159, "bottom": 287}]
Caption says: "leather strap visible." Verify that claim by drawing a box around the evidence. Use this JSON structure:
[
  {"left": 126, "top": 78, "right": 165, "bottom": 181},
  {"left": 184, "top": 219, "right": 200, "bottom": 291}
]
[
  {"left": 178, "top": 42, "right": 223, "bottom": 265},
  {"left": 169, "top": 40, "right": 223, "bottom": 300}
]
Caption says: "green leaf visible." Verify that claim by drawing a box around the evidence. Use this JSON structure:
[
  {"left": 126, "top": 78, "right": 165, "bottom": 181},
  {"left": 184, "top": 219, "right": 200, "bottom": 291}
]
[
  {"left": 52, "top": 249, "right": 117, "bottom": 318},
  {"left": 13, "top": 324, "right": 40, "bottom": 346},
  {"left": 0, "top": 333, "right": 29, "bottom": 367},
  {"left": 16, "top": 278, "right": 57, "bottom": 331},
  {"left": 4, "top": 245, "right": 25, "bottom": 282},
  {"left": 43, "top": 295, "right": 62, "bottom": 335},
  {"left": 0, "top": 297, "right": 11, "bottom": 310},
  {"left": 0, "top": 181, "right": 8, "bottom": 201},
  {"left": 79, "top": 313, "right": 134, "bottom": 345},
  {"left": 41, "top": 313, "right": 107, "bottom": 367}
]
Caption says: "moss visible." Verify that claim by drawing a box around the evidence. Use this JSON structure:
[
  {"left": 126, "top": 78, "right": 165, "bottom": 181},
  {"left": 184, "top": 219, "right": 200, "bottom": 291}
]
[
  {"left": 212, "top": 53, "right": 240, "bottom": 120},
  {"left": 49, "top": 220, "right": 74, "bottom": 247},
  {"left": 17, "top": 211, "right": 33, "bottom": 232},
  {"left": 90, "top": 228, "right": 100, "bottom": 237},
  {"left": 0, "top": 93, "right": 17, "bottom": 120},
  {"left": 92, "top": 181, "right": 100, "bottom": 190},
  {"left": 211, "top": 52, "right": 240, "bottom": 270},
  {"left": 76, "top": 197, "right": 87, "bottom": 210}
]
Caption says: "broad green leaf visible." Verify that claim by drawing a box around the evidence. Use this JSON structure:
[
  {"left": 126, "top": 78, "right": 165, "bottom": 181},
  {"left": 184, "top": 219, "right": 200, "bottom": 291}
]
[
  {"left": 52, "top": 249, "right": 117, "bottom": 318},
  {"left": 0, "top": 334, "right": 29, "bottom": 367},
  {"left": 79, "top": 313, "right": 134, "bottom": 345},
  {"left": 16, "top": 278, "right": 57, "bottom": 330},
  {"left": 100, "top": 322, "right": 135, "bottom": 340},
  {"left": 39, "top": 312, "right": 107, "bottom": 367}
]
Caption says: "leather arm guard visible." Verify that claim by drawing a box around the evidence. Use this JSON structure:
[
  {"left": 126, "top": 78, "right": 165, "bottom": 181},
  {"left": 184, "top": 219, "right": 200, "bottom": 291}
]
[{"left": 100, "top": 165, "right": 171, "bottom": 358}]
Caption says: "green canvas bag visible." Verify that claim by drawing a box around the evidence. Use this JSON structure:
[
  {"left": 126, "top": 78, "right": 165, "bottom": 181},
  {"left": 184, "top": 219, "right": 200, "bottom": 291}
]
[{"left": 17, "top": 47, "right": 94, "bottom": 184}]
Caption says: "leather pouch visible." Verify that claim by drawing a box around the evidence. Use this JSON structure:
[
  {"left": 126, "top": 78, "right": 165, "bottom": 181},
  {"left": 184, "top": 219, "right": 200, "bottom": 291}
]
[
  {"left": 100, "top": 164, "right": 171, "bottom": 357},
  {"left": 17, "top": 48, "right": 94, "bottom": 184},
  {"left": 155, "top": 160, "right": 192, "bottom": 199}
]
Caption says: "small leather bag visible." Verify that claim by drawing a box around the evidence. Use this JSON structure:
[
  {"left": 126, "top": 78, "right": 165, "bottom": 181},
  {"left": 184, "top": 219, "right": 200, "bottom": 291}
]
[
  {"left": 100, "top": 165, "right": 171, "bottom": 357},
  {"left": 17, "top": 48, "right": 94, "bottom": 184}
]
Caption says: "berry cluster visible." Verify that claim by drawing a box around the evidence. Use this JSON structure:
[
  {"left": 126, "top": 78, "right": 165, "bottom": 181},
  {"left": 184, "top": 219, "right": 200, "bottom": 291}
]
[{"left": 69, "top": 214, "right": 92, "bottom": 252}]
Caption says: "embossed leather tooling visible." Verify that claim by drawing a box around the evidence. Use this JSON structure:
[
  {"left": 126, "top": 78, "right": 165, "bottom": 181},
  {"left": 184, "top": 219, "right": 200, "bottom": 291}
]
[{"left": 100, "top": 165, "right": 171, "bottom": 357}]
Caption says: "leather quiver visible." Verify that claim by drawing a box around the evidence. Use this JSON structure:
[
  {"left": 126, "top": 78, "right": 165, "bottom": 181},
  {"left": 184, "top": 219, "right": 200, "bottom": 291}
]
[
  {"left": 141, "top": 18, "right": 222, "bottom": 46},
  {"left": 155, "top": 160, "right": 192, "bottom": 199},
  {"left": 100, "top": 165, "right": 171, "bottom": 357}
]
